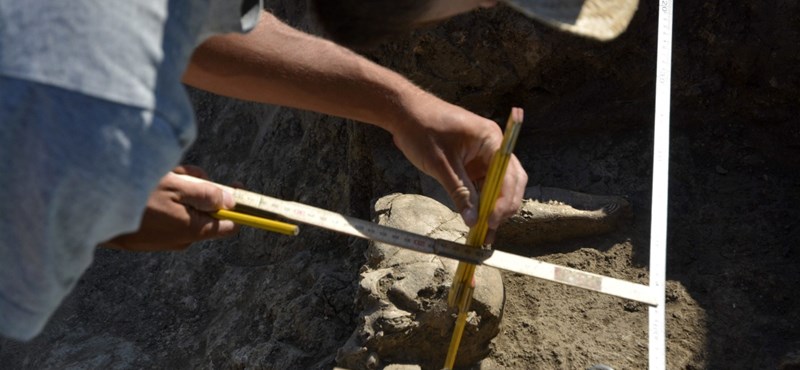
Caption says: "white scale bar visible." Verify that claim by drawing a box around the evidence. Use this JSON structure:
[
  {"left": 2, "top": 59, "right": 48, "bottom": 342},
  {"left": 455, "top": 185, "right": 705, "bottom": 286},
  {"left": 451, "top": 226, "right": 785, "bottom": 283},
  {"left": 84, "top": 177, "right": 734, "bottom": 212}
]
[
  {"left": 176, "top": 174, "right": 659, "bottom": 305},
  {"left": 233, "top": 188, "right": 442, "bottom": 254},
  {"left": 649, "top": 0, "right": 674, "bottom": 369},
  {"left": 230, "top": 186, "right": 659, "bottom": 306},
  {"left": 484, "top": 251, "right": 658, "bottom": 306}
]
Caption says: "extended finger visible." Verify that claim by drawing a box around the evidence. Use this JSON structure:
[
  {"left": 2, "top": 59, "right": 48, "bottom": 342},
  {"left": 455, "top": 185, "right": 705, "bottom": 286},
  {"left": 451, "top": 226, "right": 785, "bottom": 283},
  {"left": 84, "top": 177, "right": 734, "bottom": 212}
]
[
  {"left": 187, "top": 207, "right": 240, "bottom": 240},
  {"left": 172, "top": 173, "right": 235, "bottom": 212},
  {"left": 484, "top": 228, "right": 497, "bottom": 245},
  {"left": 488, "top": 155, "right": 527, "bottom": 229},
  {"left": 442, "top": 158, "right": 479, "bottom": 227}
]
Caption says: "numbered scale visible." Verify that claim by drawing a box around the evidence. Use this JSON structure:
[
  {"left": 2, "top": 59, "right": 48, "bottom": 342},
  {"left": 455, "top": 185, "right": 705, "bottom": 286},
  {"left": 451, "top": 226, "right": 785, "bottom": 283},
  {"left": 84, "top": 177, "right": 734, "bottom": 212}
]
[{"left": 202, "top": 180, "right": 659, "bottom": 307}]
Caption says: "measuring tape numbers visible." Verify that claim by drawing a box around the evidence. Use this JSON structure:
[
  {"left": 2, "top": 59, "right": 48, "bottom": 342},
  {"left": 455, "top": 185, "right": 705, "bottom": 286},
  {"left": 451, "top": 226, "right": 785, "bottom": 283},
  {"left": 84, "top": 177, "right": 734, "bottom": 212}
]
[{"left": 220, "top": 183, "right": 659, "bottom": 306}]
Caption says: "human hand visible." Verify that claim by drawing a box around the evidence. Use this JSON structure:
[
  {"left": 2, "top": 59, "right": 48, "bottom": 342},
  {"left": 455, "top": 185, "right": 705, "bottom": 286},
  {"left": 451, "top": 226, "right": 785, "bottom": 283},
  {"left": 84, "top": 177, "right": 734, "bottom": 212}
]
[
  {"left": 101, "top": 166, "right": 240, "bottom": 251},
  {"left": 389, "top": 97, "right": 527, "bottom": 242}
]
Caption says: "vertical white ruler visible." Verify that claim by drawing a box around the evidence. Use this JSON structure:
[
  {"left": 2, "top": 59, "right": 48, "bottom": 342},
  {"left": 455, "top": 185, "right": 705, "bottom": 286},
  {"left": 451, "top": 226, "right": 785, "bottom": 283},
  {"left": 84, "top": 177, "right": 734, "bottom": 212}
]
[{"left": 649, "top": 0, "right": 674, "bottom": 369}]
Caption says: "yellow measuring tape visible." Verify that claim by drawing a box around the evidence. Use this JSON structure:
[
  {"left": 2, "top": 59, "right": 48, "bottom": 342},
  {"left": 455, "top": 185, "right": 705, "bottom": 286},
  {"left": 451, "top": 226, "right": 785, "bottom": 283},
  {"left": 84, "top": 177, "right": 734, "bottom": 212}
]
[{"left": 443, "top": 107, "right": 523, "bottom": 369}]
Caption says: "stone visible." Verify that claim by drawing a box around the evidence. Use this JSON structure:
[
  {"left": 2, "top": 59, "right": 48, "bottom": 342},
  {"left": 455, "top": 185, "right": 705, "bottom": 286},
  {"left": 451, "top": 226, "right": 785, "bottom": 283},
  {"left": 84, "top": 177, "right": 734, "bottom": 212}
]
[
  {"left": 494, "top": 185, "right": 632, "bottom": 246},
  {"left": 336, "top": 194, "right": 504, "bottom": 370}
]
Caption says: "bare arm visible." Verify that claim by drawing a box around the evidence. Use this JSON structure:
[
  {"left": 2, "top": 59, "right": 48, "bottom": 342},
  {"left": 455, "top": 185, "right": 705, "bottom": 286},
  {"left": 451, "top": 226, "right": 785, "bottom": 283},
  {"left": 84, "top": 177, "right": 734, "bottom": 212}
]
[
  {"left": 183, "top": 11, "right": 527, "bottom": 234},
  {"left": 183, "top": 11, "right": 413, "bottom": 132}
]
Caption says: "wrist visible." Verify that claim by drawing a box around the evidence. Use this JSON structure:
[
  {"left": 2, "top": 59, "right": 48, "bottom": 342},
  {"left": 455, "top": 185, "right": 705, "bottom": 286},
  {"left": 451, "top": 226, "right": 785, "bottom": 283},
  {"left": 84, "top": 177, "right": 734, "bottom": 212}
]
[{"left": 378, "top": 81, "right": 438, "bottom": 136}]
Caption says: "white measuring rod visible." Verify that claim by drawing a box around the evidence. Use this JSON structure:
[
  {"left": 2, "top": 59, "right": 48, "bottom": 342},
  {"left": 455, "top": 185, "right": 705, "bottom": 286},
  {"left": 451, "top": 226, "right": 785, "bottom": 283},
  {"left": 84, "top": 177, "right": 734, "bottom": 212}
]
[
  {"left": 177, "top": 174, "right": 658, "bottom": 306},
  {"left": 648, "top": 0, "right": 674, "bottom": 369}
]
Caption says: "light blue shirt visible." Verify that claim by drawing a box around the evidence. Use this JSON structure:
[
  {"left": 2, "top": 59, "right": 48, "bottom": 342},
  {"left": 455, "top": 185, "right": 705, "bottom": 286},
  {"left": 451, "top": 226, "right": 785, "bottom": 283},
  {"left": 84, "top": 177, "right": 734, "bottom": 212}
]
[{"left": 0, "top": 0, "right": 260, "bottom": 340}]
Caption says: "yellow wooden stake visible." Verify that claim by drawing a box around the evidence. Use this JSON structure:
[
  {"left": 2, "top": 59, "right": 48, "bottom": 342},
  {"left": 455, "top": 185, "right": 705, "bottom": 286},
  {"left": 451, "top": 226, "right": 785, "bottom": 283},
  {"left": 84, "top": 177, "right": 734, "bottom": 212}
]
[{"left": 443, "top": 107, "right": 523, "bottom": 369}]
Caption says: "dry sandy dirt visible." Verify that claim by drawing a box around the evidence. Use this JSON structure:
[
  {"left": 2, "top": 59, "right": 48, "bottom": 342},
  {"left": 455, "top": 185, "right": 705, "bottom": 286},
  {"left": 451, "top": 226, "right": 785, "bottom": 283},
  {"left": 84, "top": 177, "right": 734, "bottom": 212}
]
[{"left": 1, "top": 1, "right": 799, "bottom": 369}]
